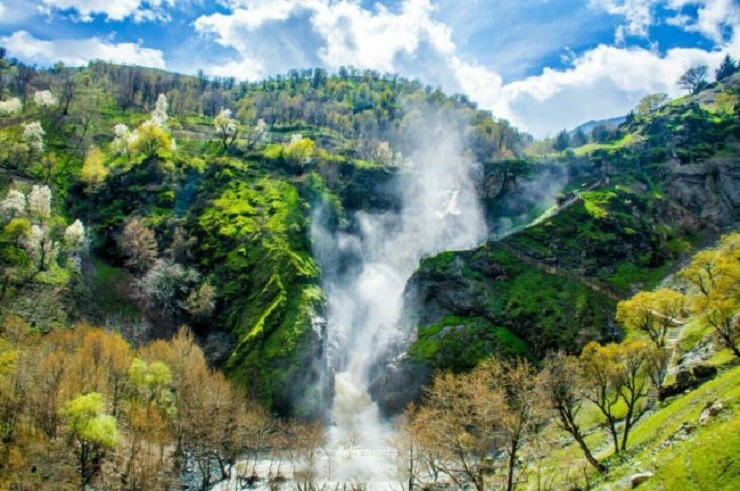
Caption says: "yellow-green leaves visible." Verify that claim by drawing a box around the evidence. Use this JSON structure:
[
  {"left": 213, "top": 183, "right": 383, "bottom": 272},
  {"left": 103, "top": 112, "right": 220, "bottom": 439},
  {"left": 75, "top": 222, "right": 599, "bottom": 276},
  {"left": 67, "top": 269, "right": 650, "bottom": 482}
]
[
  {"left": 79, "top": 146, "right": 108, "bottom": 193},
  {"left": 283, "top": 136, "right": 315, "bottom": 167},
  {"left": 128, "top": 358, "right": 172, "bottom": 390},
  {"left": 62, "top": 392, "right": 118, "bottom": 448},
  {"left": 679, "top": 232, "right": 740, "bottom": 356},
  {"left": 617, "top": 289, "right": 685, "bottom": 347}
]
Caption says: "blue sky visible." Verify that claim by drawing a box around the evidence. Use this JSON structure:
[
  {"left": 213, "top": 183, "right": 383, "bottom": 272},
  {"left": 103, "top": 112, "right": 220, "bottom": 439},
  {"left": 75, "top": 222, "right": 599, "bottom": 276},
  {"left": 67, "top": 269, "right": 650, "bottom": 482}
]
[{"left": 0, "top": 0, "right": 737, "bottom": 136}]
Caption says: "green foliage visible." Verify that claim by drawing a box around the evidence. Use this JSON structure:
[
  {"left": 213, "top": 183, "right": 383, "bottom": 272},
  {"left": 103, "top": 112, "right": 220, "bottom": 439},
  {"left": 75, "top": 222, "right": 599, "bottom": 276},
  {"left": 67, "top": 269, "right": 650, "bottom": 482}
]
[
  {"left": 581, "top": 190, "right": 616, "bottom": 219},
  {"left": 411, "top": 315, "right": 530, "bottom": 371},
  {"left": 412, "top": 246, "right": 614, "bottom": 364},
  {"left": 197, "top": 176, "right": 321, "bottom": 410},
  {"left": 63, "top": 392, "right": 118, "bottom": 448},
  {"left": 128, "top": 358, "right": 172, "bottom": 389}
]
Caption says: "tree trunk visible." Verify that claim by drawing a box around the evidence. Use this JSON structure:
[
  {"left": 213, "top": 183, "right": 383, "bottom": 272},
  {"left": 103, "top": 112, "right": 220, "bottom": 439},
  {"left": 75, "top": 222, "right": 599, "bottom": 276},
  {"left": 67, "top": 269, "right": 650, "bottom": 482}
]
[
  {"left": 558, "top": 409, "right": 607, "bottom": 474},
  {"left": 507, "top": 437, "right": 519, "bottom": 491}
]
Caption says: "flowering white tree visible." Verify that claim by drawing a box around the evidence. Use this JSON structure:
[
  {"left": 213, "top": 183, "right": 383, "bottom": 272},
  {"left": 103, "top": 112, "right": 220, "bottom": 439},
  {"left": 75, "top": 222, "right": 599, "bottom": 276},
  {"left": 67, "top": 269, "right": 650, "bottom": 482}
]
[
  {"left": 0, "top": 97, "right": 22, "bottom": 115},
  {"left": 245, "top": 118, "right": 267, "bottom": 149},
  {"left": 0, "top": 189, "right": 27, "bottom": 219},
  {"left": 111, "top": 94, "right": 173, "bottom": 160},
  {"left": 151, "top": 93, "right": 169, "bottom": 128},
  {"left": 33, "top": 90, "right": 58, "bottom": 108},
  {"left": 20, "top": 224, "right": 44, "bottom": 265},
  {"left": 111, "top": 123, "right": 132, "bottom": 155},
  {"left": 214, "top": 108, "right": 239, "bottom": 150},
  {"left": 64, "top": 219, "right": 86, "bottom": 271},
  {"left": 27, "top": 184, "right": 51, "bottom": 221},
  {"left": 2, "top": 186, "right": 86, "bottom": 274},
  {"left": 139, "top": 259, "right": 200, "bottom": 319},
  {"left": 22, "top": 121, "right": 45, "bottom": 153},
  {"left": 64, "top": 219, "right": 86, "bottom": 250}
]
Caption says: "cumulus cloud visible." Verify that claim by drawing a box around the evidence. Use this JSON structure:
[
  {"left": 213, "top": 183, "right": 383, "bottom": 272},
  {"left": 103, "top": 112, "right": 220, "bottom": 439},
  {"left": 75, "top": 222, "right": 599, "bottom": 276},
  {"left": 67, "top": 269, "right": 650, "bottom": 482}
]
[
  {"left": 591, "top": 0, "right": 739, "bottom": 43},
  {"left": 668, "top": 0, "right": 740, "bottom": 42},
  {"left": 493, "top": 44, "right": 728, "bottom": 136},
  {"left": 195, "top": 0, "right": 455, "bottom": 77},
  {"left": 0, "top": 31, "right": 166, "bottom": 68},
  {"left": 39, "top": 0, "right": 178, "bottom": 22},
  {"left": 590, "top": 0, "right": 656, "bottom": 41}
]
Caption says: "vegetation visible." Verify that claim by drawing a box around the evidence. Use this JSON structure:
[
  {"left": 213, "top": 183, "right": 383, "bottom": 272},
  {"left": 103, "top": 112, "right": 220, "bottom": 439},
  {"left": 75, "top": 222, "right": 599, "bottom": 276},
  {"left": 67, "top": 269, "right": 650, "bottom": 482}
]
[
  {"left": 401, "top": 231, "right": 739, "bottom": 489},
  {"left": 0, "top": 49, "right": 737, "bottom": 490}
]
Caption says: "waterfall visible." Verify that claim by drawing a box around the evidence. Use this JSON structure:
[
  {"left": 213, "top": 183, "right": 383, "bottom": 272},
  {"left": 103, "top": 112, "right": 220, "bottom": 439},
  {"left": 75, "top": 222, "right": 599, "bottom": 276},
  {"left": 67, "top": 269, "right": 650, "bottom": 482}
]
[{"left": 311, "top": 110, "right": 488, "bottom": 484}]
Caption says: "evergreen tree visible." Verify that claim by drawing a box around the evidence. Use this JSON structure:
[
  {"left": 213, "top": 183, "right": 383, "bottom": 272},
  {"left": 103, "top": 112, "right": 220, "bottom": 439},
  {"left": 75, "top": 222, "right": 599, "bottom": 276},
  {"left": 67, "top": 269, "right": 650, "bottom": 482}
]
[
  {"left": 553, "top": 129, "right": 570, "bottom": 151},
  {"left": 715, "top": 54, "right": 738, "bottom": 81}
]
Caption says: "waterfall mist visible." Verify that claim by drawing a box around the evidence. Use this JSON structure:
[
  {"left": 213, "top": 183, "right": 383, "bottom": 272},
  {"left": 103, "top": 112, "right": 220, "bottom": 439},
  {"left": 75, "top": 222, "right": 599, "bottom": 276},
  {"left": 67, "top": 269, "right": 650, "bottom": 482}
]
[{"left": 310, "top": 106, "right": 488, "bottom": 483}]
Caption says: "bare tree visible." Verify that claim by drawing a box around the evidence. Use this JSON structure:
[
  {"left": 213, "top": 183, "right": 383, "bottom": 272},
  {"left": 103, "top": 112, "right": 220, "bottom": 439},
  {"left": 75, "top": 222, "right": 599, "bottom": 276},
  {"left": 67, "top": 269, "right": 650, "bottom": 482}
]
[{"left": 678, "top": 65, "right": 708, "bottom": 94}]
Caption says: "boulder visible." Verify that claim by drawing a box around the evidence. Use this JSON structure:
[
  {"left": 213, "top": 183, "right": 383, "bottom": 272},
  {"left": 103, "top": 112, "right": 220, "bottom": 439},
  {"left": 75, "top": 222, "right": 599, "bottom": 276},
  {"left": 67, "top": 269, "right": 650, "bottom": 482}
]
[
  {"left": 630, "top": 471, "right": 654, "bottom": 488},
  {"left": 708, "top": 400, "right": 724, "bottom": 416},
  {"left": 675, "top": 370, "right": 693, "bottom": 387},
  {"left": 692, "top": 364, "right": 717, "bottom": 379},
  {"left": 699, "top": 402, "right": 722, "bottom": 425}
]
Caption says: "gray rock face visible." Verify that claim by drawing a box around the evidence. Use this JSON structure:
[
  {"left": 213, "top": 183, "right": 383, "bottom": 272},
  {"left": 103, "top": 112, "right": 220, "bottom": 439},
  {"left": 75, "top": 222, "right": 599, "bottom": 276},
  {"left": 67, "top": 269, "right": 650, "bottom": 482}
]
[{"left": 667, "top": 156, "right": 740, "bottom": 228}]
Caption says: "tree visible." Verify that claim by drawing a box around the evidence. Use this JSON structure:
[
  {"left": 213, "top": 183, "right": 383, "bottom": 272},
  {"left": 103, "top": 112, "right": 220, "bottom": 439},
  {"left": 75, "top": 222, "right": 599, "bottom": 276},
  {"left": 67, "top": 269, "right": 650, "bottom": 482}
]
[
  {"left": 33, "top": 90, "right": 58, "bottom": 109},
  {"left": 0, "top": 190, "right": 26, "bottom": 220},
  {"left": 79, "top": 146, "right": 109, "bottom": 193},
  {"left": 27, "top": 184, "right": 51, "bottom": 222},
  {"left": 715, "top": 54, "right": 738, "bottom": 81},
  {"left": 616, "top": 289, "right": 685, "bottom": 347},
  {"left": 412, "top": 368, "right": 506, "bottom": 490},
  {"left": 184, "top": 280, "right": 216, "bottom": 319},
  {"left": 120, "top": 218, "right": 158, "bottom": 274},
  {"left": 553, "top": 130, "right": 570, "bottom": 152},
  {"left": 580, "top": 341, "right": 653, "bottom": 452},
  {"left": 62, "top": 392, "right": 118, "bottom": 487},
  {"left": 678, "top": 65, "right": 708, "bottom": 94},
  {"left": 214, "top": 108, "right": 239, "bottom": 151},
  {"left": 150, "top": 93, "right": 169, "bottom": 128},
  {"left": 138, "top": 259, "right": 200, "bottom": 319},
  {"left": 0, "top": 97, "right": 22, "bottom": 116},
  {"left": 537, "top": 351, "right": 606, "bottom": 474},
  {"left": 636, "top": 93, "right": 668, "bottom": 117},
  {"left": 128, "top": 121, "right": 173, "bottom": 160},
  {"left": 679, "top": 232, "right": 740, "bottom": 357},
  {"left": 283, "top": 135, "right": 315, "bottom": 169},
  {"left": 571, "top": 128, "right": 588, "bottom": 148},
  {"left": 614, "top": 341, "right": 652, "bottom": 450},
  {"left": 579, "top": 342, "right": 621, "bottom": 454},
  {"left": 483, "top": 358, "right": 544, "bottom": 491},
  {"left": 22, "top": 121, "right": 45, "bottom": 154}
]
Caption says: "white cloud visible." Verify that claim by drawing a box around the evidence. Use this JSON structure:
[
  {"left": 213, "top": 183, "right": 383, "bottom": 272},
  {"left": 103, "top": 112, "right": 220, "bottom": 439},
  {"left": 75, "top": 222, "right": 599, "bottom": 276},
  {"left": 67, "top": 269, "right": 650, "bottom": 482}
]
[
  {"left": 591, "top": 0, "right": 739, "bottom": 43},
  {"left": 492, "top": 44, "right": 728, "bottom": 136},
  {"left": 590, "top": 0, "right": 655, "bottom": 41},
  {"left": 667, "top": 0, "right": 740, "bottom": 42},
  {"left": 39, "top": 0, "right": 178, "bottom": 22},
  {"left": 0, "top": 31, "right": 166, "bottom": 68},
  {"left": 195, "top": 0, "right": 455, "bottom": 76},
  {"left": 0, "top": 2, "right": 5, "bottom": 17}
]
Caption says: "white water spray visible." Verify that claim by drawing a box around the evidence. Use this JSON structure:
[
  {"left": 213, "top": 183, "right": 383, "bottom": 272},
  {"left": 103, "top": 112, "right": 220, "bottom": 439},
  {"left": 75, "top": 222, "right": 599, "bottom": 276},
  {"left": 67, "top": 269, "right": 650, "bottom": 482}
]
[{"left": 311, "top": 111, "right": 488, "bottom": 484}]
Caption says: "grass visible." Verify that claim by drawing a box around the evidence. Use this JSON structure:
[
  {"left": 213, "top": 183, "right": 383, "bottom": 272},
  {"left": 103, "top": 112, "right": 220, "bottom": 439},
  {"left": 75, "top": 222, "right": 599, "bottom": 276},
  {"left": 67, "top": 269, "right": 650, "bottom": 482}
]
[
  {"left": 527, "top": 364, "right": 740, "bottom": 490},
  {"left": 603, "top": 365, "right": 740, "bottom": 490},
  {"left": 410, "top": 314, "right": 531, "bottom": 370},
  {"left": 609, "top": 262, "right": 671, "bottom": 291},
  {"left": 573, "top": 133, "right": 642, "bottom": 156}
]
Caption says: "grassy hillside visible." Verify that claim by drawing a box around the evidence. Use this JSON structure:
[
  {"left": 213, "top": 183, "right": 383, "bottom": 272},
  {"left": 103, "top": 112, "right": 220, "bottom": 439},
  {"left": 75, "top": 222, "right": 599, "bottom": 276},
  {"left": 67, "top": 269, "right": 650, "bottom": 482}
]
[{"left": 405, "top": 74, "right": 738, "bottom": 376}]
